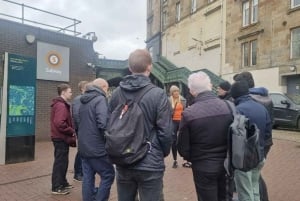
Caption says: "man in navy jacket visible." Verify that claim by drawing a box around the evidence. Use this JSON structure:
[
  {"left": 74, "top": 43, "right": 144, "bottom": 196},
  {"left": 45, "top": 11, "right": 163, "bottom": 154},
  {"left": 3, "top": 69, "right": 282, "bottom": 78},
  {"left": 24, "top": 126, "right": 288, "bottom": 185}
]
[
  {"left": 230, "top": 80, "right": 272, "bottom": 201},
  {"left": 78, "top": 78, "right": 115, "bottom": 201}
]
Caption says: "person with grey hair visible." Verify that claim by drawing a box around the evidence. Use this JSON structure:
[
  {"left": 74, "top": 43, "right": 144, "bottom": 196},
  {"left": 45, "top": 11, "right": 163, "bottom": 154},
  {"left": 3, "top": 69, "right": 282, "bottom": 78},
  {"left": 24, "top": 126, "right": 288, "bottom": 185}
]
[{"left": 177, "top": 71, "right": 232, "bottom": 201}]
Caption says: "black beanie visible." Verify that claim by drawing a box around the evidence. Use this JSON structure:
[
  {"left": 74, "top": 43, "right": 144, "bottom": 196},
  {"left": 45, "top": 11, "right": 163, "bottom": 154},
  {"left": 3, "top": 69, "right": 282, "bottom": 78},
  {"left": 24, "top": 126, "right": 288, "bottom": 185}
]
[
  {"left": 233, "top": 71, "right": 255, "bottom": 88},
  {"left": 219, "top": 81, "right": 231, "bottom": 91},
  {"left": 231, "top": 80, "right": 249, "bottom": 99}
]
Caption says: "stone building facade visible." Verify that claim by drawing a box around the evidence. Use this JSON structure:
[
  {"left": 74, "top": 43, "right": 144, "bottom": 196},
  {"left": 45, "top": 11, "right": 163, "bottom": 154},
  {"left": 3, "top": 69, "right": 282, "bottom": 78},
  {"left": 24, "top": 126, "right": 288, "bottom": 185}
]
[
  {"left": 147, "top": 0, "right": 300, "bottom": 93},
  {"left": 224, "top": 0, "right": 300, "bottom": 93},
  {"left": 146, "top": 0, "right": 226, "bottom": 75}
]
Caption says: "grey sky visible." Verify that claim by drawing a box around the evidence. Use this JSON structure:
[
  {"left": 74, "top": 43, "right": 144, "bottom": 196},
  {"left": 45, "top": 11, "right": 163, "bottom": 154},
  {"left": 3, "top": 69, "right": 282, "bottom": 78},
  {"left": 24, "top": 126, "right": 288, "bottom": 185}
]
[{"left": 0, "top": 0, "right": 146, "bottom": 60}]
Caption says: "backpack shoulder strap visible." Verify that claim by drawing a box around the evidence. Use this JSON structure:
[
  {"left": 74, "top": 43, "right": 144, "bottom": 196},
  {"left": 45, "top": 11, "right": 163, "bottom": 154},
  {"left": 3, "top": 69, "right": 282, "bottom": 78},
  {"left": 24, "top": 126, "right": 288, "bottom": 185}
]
[
  {"left": 119, "top": 84, "right": 155, "bottom": 103},
  {"left": 135, "top": 84, "right": 155, "bottom": 103},
  {"left": 224, "top": 100, "right": 237, "bottom": 116}
]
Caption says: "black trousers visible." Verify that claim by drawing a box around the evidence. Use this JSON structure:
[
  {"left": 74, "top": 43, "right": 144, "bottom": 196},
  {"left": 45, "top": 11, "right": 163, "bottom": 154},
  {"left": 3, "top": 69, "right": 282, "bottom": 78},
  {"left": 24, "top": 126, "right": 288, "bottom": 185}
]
[
  {"left": 192, "top": 168, "right": 227, "bottom": 201},
  {"left": 171, "top": 120, "right": 180, "bottom": 161},
  {"left": 52, "top": 140, "right": 69, "bottom": 190}
]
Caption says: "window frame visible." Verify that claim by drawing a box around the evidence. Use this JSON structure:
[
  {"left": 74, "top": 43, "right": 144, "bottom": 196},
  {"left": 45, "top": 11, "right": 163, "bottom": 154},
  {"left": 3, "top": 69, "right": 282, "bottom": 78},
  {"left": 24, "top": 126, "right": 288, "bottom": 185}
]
[
  {"left": 251, "top": 0, "right": 258, "bottom": 23},
  {"left": 291, "top": 0, "right": 300, "bottom": 8},
  {"left": 242, "top": 40, "right": 257, "bottom": 67},
  {"left": 191, "top": 0, "right": 197, "bottom": 14},
  {"left": 291, "top": 27, "right": 300, "bottom": 59},
  {"left": 242, "top": 0, "right": 258, "bottom": 27},
  {"left": 176, "top": 2, "right": 181, "bottom": 22},
  {"left": 242, "top": 1, "right": 250, "bottom": 27},
  {"left": 162, "top": 11, "right": 167, "bottom": 29},
  {"left": 148, "top": 0, "right": 152, "bottom": 11}
]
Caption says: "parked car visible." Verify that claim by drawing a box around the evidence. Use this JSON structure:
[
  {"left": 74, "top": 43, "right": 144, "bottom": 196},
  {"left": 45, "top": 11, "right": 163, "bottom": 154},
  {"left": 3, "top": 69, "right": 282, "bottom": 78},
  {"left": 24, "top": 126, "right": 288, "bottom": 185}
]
[{"left": 269, "top": 92, "right": 300, "bottom": 129}]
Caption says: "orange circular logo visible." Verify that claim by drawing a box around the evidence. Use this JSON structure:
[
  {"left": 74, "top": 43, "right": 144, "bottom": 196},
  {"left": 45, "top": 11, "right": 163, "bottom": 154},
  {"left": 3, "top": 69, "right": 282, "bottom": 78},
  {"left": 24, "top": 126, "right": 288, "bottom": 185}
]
[{"left": 46, "top": 51, "right": 62, "bottom": 68}]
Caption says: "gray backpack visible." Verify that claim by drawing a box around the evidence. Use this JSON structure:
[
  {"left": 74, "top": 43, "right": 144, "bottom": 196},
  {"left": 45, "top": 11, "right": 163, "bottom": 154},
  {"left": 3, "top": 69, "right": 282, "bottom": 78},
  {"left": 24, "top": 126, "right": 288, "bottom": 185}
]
[{"left": 224, "top": 101, "right": 261, "bottom": 173}]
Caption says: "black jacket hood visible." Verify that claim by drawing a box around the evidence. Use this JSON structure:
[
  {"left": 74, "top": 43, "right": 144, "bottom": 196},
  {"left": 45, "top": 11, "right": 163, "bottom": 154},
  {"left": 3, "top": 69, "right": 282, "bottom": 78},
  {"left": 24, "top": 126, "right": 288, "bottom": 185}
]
[{"left": 119, "top": 74, "right": 151, "bottom": 92}]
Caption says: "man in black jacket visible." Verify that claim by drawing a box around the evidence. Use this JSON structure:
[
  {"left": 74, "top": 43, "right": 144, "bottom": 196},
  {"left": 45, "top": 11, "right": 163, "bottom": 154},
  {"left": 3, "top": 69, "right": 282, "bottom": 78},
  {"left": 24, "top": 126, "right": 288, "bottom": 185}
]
[
  {"left": 109, "top": 49, "right": 173, "bottom": 201},
  {"left": 177, "top": 71, "right": 232, "bottom": 201}
]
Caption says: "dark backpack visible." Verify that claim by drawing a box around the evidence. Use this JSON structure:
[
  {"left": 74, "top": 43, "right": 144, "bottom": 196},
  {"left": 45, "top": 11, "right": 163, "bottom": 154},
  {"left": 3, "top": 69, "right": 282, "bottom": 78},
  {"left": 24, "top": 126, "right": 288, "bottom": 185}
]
[
  {"left": 224, "top": 101, "right": 261, "bottom": 174},
  {"left": 105, "top": 84, "right": 155, "bottom": 167}
]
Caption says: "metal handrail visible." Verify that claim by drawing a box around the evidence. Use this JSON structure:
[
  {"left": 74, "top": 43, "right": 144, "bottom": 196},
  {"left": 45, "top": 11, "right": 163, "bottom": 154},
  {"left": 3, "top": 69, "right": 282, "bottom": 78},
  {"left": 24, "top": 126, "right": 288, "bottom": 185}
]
[{"left": 1, "top": 0, "right": 81, "bottom": 36}]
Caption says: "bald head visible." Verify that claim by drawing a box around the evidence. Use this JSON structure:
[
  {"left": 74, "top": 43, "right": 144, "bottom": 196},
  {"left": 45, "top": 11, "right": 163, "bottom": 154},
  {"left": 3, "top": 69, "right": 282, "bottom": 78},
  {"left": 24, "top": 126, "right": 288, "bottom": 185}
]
[
  {"left": 128, "top": 49, "right": 152, "bottom": 75},
  {"left": 93, "top": 78, "right": 109, "bottom": 94}
]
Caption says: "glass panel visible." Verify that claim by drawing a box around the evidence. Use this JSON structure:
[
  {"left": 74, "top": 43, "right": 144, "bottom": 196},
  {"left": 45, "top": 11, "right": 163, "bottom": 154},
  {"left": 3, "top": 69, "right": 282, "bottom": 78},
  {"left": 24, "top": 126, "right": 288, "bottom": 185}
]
[
  {"left": 270, "top": 94, "right": 287, "bottom": 108},
  {"left": 243, "top": 43, "right": 249, "bottom": 67},
  {"left": 252, "top": 0, "right": 258, "bottom": 23},
  {"left": 292, "top": 0, "right": 300, "bottom": 8},
  {"left": 243, "top": 1, "right": 250, "bottom": 26},
  {"left": 176, "top": 2, "right": 181, "bottom": 22},
  {"left": 163, "top": 11, "right": 167, "bottom": 28},
  {"left": 191, "top": 0, "right": 197, "bottom": 13},
  {"left": 251, "top": 40, "right": 257, "bottom": 65},
  {"left": 291, "top": 28, "right": 300, "bottom": 59}
]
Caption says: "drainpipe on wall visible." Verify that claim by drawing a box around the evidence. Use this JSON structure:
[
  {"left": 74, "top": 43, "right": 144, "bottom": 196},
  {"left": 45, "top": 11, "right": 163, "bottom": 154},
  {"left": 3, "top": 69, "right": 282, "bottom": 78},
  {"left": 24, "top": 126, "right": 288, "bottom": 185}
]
[{"left": 219, "top": 0, "right": 224, "bottom": 77}]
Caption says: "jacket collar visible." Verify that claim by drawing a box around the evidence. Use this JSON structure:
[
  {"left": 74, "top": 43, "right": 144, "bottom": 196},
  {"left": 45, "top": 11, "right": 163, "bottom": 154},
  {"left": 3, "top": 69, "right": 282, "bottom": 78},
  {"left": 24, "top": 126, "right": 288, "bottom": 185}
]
[
  {"left": 234, "top": 94, "right": 252, "bottom": 105},
  {"left": 194, "top": 91, "right": 216, "bottom": 103}
]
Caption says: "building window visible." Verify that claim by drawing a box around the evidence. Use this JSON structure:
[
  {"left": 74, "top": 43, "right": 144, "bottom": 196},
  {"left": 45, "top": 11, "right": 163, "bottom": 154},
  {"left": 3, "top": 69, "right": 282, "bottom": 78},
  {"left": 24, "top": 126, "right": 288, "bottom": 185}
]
[
  {"left": 191, "top": 0, "right": 197, "bottom": 13},
  {"left": 176, "top": 2, "right": 181, "bottom": 22},
  {"left": 149, "top": 46, "right": 153, "bottom": 58},
  {"left": 291, "top": 27, "right": 300, "bottom": 59},
  {"left": 252, "top": 0, "right": 258, "bottom": 23},
  {"left": 148, "top": 0, "right": 152, "bottom": 11},
  {"left": 250, "top": 40, "right": 257, "bottom": 65},
  {"left": 147, "top": 20, "right": 153, "bottom": 36},
  {"left": 162, "top": 11, "right": 167, "bottom": 29},
  {"left": 242, "top": 40, "right": 257, "bottom": 67},
  {"left": 291, "top": 0, "right": 300, "bottom": 8},
  {"left": 242, "top": 0, "right": 258, "bottom": 27}
]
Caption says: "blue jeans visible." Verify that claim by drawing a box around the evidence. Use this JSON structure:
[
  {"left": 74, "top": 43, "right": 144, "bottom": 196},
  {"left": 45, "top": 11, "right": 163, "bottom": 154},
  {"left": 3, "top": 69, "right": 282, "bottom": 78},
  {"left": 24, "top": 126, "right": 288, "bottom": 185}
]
[
  {"left": 82, "top": 156, "right": 115, "bottom": 201},
  {"left": 74, "top": 151, "right": 83, "bottom": 178},
  {"left": 116, "top": 168, "right": 163, "bottom": 201},
  {"left": 234, "top": 160, "right": 265, "bottom": 201}
]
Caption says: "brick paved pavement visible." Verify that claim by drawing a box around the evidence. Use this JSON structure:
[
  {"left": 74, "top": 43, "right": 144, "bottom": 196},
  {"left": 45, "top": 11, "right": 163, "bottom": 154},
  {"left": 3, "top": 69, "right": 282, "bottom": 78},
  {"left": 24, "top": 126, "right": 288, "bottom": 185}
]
[{"left": 0, "top": 129, "right": 299, "bottom": 201}]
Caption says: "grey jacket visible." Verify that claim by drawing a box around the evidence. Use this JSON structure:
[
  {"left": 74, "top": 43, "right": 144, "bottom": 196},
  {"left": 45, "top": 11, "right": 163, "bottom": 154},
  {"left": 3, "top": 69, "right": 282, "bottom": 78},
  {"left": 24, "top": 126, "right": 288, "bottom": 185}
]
[
  {"left": 109, "top": 74, "right": 173, "bottom": 171},
  {"left": 71, "top": 94, "right": 82, "bottom": 132}
]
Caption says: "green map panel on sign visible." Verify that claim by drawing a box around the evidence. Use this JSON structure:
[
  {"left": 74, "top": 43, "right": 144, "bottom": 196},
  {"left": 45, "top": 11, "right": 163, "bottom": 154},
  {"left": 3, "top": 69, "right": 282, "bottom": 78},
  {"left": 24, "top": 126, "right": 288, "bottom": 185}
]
[{"left": 9, "top": 85, "right": 35, "bottom": 116}]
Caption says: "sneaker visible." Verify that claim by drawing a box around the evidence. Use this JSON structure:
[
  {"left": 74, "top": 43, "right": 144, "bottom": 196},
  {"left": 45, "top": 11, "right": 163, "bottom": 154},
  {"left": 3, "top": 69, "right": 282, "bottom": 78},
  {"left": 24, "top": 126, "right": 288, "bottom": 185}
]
[
  {"left": 63, "top": 183, "right": 74, "bottom": 189},
  {"left": 73, "top": 175, "right": 83, "bottom": 182},
  {"left": 172, "top": 161, "right": 178, "bottom": 168},
  {"left": 52, "top": 187, "right": 70, "bottom": 195}
]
